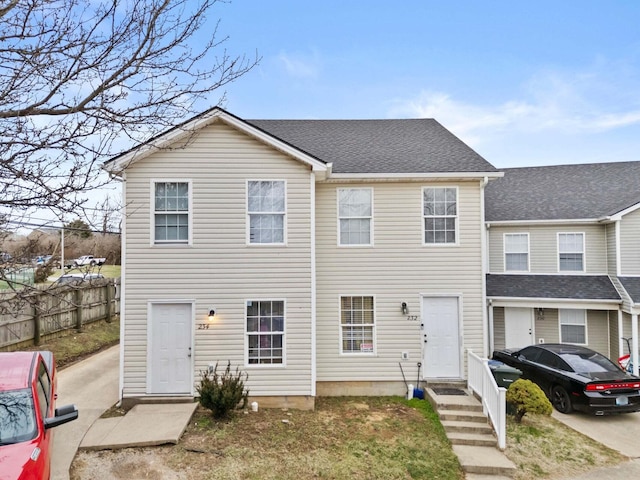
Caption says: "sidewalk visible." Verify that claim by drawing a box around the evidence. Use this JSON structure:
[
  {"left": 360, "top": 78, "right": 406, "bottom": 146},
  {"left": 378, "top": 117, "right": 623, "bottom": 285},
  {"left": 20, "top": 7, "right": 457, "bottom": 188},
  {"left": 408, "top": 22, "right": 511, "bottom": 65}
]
[{"left": 79, "top": 402, "right": 198, "bottom": 451}]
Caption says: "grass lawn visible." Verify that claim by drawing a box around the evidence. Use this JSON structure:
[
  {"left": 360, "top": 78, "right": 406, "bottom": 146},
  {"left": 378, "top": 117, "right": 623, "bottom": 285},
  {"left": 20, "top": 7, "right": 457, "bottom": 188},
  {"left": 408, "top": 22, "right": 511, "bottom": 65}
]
[
  {"left": 48, "top": 264, "right": 121, "bottom": 281},
  {"left": 20, "top": 318, "right": 120, "bottom": 368},
  {"left": 0, "top": 264, "right": 121, "bottom": 290}
]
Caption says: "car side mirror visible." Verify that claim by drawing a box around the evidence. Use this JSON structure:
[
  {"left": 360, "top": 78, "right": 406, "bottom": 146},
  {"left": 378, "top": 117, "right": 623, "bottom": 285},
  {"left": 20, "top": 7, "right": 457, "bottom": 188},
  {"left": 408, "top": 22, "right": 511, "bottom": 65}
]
[{"left": 44, "top": 404, "right": 79, "bottom": 430}]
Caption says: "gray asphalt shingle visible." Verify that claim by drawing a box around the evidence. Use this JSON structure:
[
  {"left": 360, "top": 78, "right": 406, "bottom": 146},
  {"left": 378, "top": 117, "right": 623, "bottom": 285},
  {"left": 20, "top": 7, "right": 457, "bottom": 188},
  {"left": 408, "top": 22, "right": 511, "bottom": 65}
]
[
  {"left": 485, "top": 161, "right": 640, "bottom": 222},
  {"left": 248, "top": 118, "right": 498, "bottom": 174},
  {"left": 619, "top": 277, "right": 640, "bottom": 304},
  {"left": 486, "top": 274, "right": 621, "bottom": 301}
]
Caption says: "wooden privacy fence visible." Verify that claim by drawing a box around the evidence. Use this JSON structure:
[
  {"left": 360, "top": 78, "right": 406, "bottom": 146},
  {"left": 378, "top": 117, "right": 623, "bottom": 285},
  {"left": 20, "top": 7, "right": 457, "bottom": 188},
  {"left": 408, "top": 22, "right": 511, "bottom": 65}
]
[{"left": 0, "top": 278, "right": 120, "bottom": 349}]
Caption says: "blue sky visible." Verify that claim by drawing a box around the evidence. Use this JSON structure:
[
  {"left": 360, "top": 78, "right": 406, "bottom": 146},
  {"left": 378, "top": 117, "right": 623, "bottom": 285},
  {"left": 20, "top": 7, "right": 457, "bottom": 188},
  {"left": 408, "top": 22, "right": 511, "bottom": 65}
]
[{"left": 204, "top": 0, "right": 640, "bottom": 168}]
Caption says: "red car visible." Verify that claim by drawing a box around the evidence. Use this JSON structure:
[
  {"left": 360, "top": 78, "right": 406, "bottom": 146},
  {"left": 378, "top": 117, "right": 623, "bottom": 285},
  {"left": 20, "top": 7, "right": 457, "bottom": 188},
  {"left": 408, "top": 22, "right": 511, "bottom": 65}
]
[{"left": 0, "top": 351, "right": 78, "bottom": 480}]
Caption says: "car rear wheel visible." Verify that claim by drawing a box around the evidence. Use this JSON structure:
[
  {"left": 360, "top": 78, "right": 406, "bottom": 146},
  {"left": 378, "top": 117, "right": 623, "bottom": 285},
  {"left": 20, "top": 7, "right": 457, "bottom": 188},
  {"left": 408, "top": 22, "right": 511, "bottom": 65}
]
[{"left": 552, "top": 386, "right": 573, "bottom": 414}]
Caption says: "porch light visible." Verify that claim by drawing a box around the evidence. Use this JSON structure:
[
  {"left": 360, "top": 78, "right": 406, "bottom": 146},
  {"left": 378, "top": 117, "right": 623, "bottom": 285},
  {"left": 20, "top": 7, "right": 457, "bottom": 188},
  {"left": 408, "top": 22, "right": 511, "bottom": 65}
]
[
  {"left": 401, "top": 302, "right": 409, "bottom": 315},
  {"left": 208, "top": 309, "right": 216, "bottom": 321}
]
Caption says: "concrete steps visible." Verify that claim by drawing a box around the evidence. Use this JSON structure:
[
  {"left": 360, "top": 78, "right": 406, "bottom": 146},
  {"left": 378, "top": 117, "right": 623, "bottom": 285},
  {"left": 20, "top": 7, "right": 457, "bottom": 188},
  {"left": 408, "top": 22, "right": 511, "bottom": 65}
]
[{"left": 425, "top": 385, "right": 517, "bottom": 478}]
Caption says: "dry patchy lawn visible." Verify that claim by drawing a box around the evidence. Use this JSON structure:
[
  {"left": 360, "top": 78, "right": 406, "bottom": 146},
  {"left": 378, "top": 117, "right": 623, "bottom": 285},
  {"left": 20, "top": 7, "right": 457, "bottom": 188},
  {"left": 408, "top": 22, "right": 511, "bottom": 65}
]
[
  {"left": 505, "top": 413, "right": 625, "bottom": 480},
  {"left": 72, "top": 397, "right": 463, "bottom": 480}
]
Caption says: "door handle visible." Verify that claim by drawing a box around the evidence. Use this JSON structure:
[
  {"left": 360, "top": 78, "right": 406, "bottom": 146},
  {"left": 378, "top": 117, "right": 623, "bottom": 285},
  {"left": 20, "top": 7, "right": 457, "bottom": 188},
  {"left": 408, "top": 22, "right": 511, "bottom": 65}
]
[
  {"left": 188, "top": 347, "right": 192, "bottom": 358},
  {"left": 423, "top": 334, "right": 428, "bottom": 344}
]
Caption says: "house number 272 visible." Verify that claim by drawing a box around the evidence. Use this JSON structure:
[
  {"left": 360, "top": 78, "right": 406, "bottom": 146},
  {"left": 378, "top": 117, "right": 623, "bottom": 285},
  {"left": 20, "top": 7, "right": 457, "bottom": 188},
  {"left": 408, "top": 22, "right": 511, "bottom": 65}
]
[{"left": 406, "top": 315, "right": 418, "bottom": 321}]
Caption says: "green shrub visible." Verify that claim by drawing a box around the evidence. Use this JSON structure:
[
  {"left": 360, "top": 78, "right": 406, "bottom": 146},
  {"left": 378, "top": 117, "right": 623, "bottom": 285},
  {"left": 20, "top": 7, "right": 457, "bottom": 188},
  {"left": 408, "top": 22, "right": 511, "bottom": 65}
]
[
  {"left": 196, "top": 361, "right": 249, "bottom": 419},
  {"left": 506, "top": 379, "right": 552, "bottom": 423}
]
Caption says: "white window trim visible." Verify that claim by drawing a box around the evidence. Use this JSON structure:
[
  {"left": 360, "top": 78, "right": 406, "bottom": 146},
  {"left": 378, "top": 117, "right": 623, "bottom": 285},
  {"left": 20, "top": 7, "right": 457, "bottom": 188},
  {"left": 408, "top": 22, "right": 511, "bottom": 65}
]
[
  {"left": 150, "top": 179, "right": 193, "bottom": 247},
  {"left": 557, "top": 232, "right": 585, "bottom": 273},
  {"left": 244, "top": 298, "right": 287, "bottom": 368},
  {"left": 504, "top": 233, "right": 530, "bottom": 272},
  {"left": 558, "top": 309, "right": 588, "bottom": 345},
  {"left": 246, "top": 179, "right": 288, "bottom": 246},
  {"left": 336, "top": 187, "right": 374, "bottom": 247},
  {"left": 338, "top": 294, "right": 377, "bottom": 356},
  {"left": 421, "top": 186, "right": 459, "bottom": 247}
]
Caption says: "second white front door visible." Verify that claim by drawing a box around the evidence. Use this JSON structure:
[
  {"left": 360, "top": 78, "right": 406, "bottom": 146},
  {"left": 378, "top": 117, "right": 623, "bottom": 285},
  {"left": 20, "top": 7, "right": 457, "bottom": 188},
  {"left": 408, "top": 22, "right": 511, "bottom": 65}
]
[
  {"left": 149, "top": 302, "right": 193, "bottom": 394},
  {"left": 422, "top": 296, "right": 461, "bottom": 379},
  {"left": 504, "top": 307, "right": 534, "bottom": 349}
]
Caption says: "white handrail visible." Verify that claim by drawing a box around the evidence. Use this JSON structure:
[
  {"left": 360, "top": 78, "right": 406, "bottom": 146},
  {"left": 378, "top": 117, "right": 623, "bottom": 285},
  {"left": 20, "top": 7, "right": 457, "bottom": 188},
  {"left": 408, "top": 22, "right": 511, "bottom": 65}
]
[{"left": 467, "top": 349, "right": 507, "bottom": 450}]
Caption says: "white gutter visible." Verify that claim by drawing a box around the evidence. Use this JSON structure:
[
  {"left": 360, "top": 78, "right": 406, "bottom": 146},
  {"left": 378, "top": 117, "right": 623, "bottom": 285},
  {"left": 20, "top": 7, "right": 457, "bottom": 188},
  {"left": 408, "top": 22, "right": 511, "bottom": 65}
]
[{"left": 480, "top": 176, "right": 489, "bottom": 358}]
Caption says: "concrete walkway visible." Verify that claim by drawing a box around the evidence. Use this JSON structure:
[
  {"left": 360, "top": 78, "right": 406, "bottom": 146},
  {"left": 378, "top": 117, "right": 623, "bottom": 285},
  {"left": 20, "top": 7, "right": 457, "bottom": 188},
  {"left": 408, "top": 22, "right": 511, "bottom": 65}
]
[
  {"left": 52, "top": 345, "right": 120, "bottom": 480},
  {"left": 79, "top": 402, "right": 197, "bottom": 450}
]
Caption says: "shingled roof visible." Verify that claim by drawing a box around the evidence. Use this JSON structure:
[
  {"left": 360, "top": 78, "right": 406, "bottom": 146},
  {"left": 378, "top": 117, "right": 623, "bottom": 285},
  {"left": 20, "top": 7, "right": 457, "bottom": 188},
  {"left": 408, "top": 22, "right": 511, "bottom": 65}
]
[
  {"left": 619, "top": 277, "right": 640, "bottom": 304},
  {"left": 485, "top": 161, "right": 640, "bottom": 222},
  {"left": 247, "top": 118, "right": 498, "bottom": 174},
  {"left": 486, "top": 274, "right": 621, "bottom": 301}
]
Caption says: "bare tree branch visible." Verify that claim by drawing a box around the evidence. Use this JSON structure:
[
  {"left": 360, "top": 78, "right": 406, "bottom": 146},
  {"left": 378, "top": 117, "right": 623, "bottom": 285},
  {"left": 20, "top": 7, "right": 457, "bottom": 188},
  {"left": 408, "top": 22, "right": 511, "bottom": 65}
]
[{"left": 0, "top": 0, "right": 258, "bottom": 217}]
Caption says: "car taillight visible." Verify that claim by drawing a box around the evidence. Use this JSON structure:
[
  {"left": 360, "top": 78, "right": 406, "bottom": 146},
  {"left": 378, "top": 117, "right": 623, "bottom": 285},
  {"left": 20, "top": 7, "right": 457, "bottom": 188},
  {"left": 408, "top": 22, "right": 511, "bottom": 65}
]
[{"left": 585, "top": 382, "right": 640, "bottom": 391}]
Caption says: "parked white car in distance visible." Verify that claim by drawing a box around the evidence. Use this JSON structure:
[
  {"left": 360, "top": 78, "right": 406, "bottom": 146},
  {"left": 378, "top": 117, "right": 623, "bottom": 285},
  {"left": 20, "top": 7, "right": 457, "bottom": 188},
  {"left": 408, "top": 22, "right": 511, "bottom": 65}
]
[{"left": 72, "top": 255, "right": 106, "bottom": 267}]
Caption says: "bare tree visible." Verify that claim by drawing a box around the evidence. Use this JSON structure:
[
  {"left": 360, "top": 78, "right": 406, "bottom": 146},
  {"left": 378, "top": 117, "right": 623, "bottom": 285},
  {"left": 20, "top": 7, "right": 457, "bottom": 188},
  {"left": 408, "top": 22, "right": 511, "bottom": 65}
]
[{"left": 0, "top": 0, "right": 258, "bottom": 217}]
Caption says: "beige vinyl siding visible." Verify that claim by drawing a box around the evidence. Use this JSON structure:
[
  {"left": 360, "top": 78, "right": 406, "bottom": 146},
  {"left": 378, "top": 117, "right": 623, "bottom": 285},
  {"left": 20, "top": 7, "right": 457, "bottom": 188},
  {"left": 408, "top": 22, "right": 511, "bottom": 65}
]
[
  {"left": 620, "top": 208, "right": 640, "bottom": 275},
  {"left": 609, "top": 311, "right": 621, "bottom": 360},
  {"left": 316, "top": 181, "right": 485, "bottom": 382},
  {"left": 493, "top": 307, "right": 505, "bottom": 350},
  {"left": 488, "top": 225, "right": 607, "bottom": 273},
  {"left": 122, "top": 121, "right": 314, "bottom": 397},
  {"left": 586, "top": 310, "right": 610, "bottom": 357},
  {"left": 605, "top": 223, "right": 618, "bottom": 276},
  {"left": 535, "top": 309, "right": 558, "bottom": 344}
]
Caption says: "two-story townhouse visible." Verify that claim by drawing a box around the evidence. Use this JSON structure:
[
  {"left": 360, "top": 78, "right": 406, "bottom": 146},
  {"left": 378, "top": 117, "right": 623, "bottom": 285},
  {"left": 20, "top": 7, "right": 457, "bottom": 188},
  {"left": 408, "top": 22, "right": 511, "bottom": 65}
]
[
  {"left": 103, "top": 107, "right": 501, "bottom": 408},
  {"left": 484, "top": 161, "right": 640, "bottom": 374}
]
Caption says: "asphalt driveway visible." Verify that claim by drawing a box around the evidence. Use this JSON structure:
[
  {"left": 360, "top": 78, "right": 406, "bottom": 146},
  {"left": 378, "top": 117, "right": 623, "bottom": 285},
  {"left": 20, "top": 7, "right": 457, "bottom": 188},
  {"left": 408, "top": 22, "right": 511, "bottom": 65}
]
[
  {"left": 552, "top": 410, "right": 640, "bottom": 458},
  {"left": 51, "top": 345, "right": 120, "bottom": 480}
]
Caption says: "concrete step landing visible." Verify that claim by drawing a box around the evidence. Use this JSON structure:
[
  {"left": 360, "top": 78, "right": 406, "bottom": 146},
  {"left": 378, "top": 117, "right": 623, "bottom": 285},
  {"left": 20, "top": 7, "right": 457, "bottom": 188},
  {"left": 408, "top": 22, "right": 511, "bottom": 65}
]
[{"left": 453, "top": 445, "right": 516, "bottom": 477}]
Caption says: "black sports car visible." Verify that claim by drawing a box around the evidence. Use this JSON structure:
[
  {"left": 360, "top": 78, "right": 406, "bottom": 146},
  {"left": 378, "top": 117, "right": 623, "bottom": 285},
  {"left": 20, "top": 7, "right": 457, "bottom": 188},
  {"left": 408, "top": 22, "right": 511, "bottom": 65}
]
[{"left": 493, "top": 343, "right": 640, "bottom": 415}]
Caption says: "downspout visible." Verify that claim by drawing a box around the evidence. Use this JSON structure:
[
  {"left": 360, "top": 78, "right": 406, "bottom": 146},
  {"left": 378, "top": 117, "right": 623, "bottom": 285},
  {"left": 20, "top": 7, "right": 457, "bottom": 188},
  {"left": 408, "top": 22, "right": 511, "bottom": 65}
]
[
  {"left": 618, "top": 310, "right": 624, "bottom": 360},
  {"left": 633, "top": 314, "right": 639, "bottom": 377},
  {"left": 310, "top": 172, "right": 317, "bottom": 397},
  {"left": 118, "top": 173, "right": 127, "bottom": 402},
  {"left": 480, "top": 177, "right": 489, "bottom": 358}
]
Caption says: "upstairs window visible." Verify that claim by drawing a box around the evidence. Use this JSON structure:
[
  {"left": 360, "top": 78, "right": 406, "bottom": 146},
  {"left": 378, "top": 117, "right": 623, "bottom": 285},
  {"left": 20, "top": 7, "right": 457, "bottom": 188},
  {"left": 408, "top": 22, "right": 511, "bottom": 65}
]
[
  {"left": 246, "top": 300, "right": 284, "bottom": 364},
  {"left": 504, "top": 233, "right": 529, "bottom": 271},
  {"left": 154, "top": 181, "right": 190, "bottom": 244},
  {"left": 338, "top": 188, "right": 372, "bottom": 245},
  {"left": 560, "top": 309, "right": 586, "bottom": 344},
  {"left": 248, "top": 181, "right": 286, "bottom": 244},
  {"left": 340, "top": 296, "right": 375, "bottom": 354},
  {"left": 423, "top": 187, "right": 457, "bottom": 244},
  {"left": 558, "top": 233, "right": 584, "bottom": 271}
]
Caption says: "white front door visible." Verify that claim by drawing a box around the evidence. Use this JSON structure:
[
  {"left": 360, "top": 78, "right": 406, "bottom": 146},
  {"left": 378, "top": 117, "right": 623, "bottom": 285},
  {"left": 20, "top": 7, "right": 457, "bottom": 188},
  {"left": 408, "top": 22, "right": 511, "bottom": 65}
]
[
  {"left": 504, "top": 307, "right": 534, "bottom": 349},
  {"left": 149, "top": 303, "right": 192, "bottom": 394},
  {"left": 422, "top": 296, "right": 461, "bottom": 378}
]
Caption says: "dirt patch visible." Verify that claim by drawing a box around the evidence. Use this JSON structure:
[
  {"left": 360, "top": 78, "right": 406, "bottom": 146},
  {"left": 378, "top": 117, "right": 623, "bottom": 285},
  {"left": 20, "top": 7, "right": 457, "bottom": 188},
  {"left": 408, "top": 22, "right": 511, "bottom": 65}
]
[{"left": 72, "top": 448, "right": 186, "bottom": 480}]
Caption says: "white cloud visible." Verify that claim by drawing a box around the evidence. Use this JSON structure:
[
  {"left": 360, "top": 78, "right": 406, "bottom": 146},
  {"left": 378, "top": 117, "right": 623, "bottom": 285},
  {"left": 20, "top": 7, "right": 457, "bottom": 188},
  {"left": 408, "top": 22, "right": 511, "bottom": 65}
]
[
  {"left": 277, "top": 51, "right": 320, "bottom": 78},
  {"left": 389, "top": 65, "right": 640, "bottom": 144}
]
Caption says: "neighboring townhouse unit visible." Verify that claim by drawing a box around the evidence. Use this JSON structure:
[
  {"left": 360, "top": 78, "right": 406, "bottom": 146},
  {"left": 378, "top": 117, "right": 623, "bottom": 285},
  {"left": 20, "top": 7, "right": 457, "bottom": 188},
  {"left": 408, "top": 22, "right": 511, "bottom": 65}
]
[
  {"left": 484, "top": 162, "right": 640, "bottom": 373},
  {"left": 103, "top": 107, "right": 502, "bottom": 408}
]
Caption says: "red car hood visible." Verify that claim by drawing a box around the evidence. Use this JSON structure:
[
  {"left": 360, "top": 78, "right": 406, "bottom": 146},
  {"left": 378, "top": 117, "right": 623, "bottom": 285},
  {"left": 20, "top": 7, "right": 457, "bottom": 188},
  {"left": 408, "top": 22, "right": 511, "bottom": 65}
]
[{"left": 0, "top": 441, "right": 42, "bottom": 480}]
